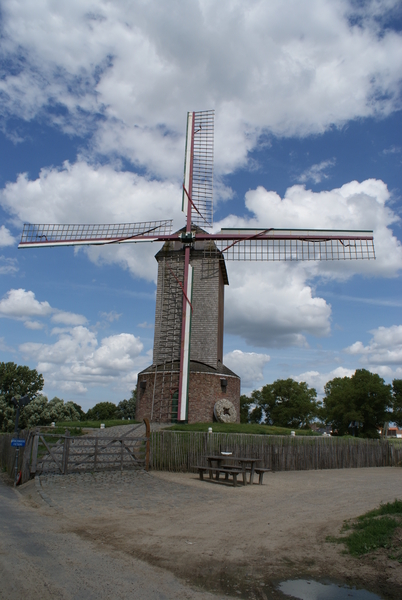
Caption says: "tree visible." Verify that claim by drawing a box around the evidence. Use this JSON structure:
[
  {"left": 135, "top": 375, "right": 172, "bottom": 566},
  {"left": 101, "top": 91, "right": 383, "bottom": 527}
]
[
  {"left": 0, "top": 395, "right": 81, "bottom": 432},
  {"left": 322, "top": 369, "right": 392, "bottom": 438},
  {"left": 0, "top": 395, "right": 15, "bottom": 432},
  {"left": 250, "top": 378, "right": 318, "bottom": 428},
  {"left": 116, "top": 390, "right": 137, "bottom": 420},
  {"left": 392, "top": 379, "right": 402, "bottom": 427},
  {"left": 71, "top": 402, "right": 86, "bottom": 421},
  {"left": 0, "top": 362, "right": 44, "bottom": 404},
  {"left": 240, "top": 394, "right": 252, "bottom": 423},
  {"left": 19, "top": 396, "right": 81, "bottom": 429},
  {"left": 86, "top": 401, "right": 117, "bottom": 421}
]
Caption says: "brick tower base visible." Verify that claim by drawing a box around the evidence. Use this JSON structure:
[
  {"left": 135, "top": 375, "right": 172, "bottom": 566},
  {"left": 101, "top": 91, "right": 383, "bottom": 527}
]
[{"left": 136, "top": 361, "right": 240, "bottom": 423}]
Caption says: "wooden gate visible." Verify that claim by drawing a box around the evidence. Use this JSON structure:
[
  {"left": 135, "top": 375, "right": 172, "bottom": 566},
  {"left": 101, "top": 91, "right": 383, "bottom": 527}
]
[{"left": 28, "top": 420, "right": 150, "bottom": 476}]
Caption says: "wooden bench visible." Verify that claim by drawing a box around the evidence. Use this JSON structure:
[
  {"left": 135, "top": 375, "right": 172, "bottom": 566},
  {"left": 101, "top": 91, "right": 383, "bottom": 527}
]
[
  {"left": 193, "top": 465, "right": 246, "bottom": 487},
  {"left": 253, "top": 467, "right": 271, "bottom": 485}
]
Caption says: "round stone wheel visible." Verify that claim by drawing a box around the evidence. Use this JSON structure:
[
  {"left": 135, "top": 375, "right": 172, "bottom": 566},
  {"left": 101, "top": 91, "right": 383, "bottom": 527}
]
[{"left": 214, "top": 399, "right": 237, "bottom": 423}]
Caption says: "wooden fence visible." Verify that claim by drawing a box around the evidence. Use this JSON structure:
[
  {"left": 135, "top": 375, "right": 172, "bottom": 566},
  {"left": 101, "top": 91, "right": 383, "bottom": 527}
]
[
  {"left": 0, "top": 421, "right": 150, "bottom": 483},
  {"left": 2, "top": 429, "right": 402, "bottom": 484},
  {"left": 30, "top": 421, "right": 150, "bottom": 476},
  {"left": 32, "top": 431, "right": 150, "bottom": 476},
  {"left": 150, "top": 431, "right": 402, "bottom": 472}
]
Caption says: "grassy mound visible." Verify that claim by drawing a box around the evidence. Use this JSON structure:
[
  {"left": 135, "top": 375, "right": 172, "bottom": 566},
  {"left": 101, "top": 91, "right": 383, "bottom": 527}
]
[
  {"left": 327, "top": 499, "right": 402, "bottom": 559},
  {"left": 165, "top": 422, "right": 321, "bottom": 435},
  {"left": 56, "top": 419, "right": 139, "bottom": 429}
]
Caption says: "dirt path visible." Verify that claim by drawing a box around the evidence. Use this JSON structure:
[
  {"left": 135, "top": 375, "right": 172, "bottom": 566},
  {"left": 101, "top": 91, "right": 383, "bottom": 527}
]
[
  {"left": 0, "top": 474, "right": 234, "bottom": 600},
  {"left": 22, "top": 466, "right": 401, "bottom": 599}
]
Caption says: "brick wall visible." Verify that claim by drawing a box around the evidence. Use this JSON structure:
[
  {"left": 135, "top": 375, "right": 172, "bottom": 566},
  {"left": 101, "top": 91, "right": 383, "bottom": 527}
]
[{"left": 136, "top": 369, "right": 240, "bottom": 424}]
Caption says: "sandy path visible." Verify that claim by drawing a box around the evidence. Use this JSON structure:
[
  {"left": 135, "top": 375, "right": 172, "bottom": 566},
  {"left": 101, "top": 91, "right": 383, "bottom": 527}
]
[
  {"left": 30, "top": 466, "right": 402, "bottom": 599},
  {"left": 0, "top": 475, "right": 235, "bottom": 600}
]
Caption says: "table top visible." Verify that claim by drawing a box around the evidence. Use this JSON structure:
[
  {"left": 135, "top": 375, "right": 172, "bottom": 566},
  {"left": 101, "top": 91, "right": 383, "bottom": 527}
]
[{"left": 205, "top": 455, "right": 259, "bottom": 463}]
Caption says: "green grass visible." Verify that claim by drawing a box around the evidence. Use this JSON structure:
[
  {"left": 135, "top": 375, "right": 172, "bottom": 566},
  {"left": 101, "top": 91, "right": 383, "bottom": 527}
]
[
  {"left": 327, "top": 500, "right": 402, "bottom": 558},
  {"left": 165, "top": 422, "right": 321, "bottom": 435},
  {"left": 56, "top": 419, "right": 139, "bottom": 429},
  {"left": 41, "top": 426, "right": 84, "bottom": 436}
]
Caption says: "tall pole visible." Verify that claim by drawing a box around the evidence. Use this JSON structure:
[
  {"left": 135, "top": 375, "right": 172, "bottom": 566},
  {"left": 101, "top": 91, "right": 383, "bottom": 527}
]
[
  {"left": 177, "top": 112, "right": 195, "bottom": 422},
  {"left": 13, "top": 400, "right": 20, "bottom": 487}
]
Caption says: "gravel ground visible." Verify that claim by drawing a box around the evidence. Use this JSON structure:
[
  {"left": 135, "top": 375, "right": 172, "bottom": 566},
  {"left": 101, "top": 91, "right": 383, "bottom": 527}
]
[
  {"left": 31, "top": 466, "right": 402, "bottom": 599},
  {"left": 0, "top": 473, "right": 236, "bottom": 600}
]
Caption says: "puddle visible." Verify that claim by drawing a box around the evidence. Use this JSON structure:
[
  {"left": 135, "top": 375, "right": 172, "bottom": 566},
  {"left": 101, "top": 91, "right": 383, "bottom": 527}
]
[{"left": 278, "top": 579, "right": 382, "bottom": 600}]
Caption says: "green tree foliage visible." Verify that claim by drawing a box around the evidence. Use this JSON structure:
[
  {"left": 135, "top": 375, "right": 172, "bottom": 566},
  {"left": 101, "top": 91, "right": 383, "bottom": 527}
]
[
  {"left": 86, "top": 401, "right": 117, "bottom": 421},
  {"left": 240, "top": 394, "right": 252, "bottom": 423},
  {"left": 0, "top": 362, "right": 44, "bottom": 404},
  {"left": 0, "top": 395, "right": 81, "bottom": 432},
  {"left": 392, "top": 379, "right": 402, "bottom": 427},
  {"left": 249, "top": 378, "right": 318, "bottom": 428},
  {"left": 322, "top": 369, "right": 392, "bottom": 438},
  {"left": 0, "top": 395, "right": 15, "bottom": 432},
  {"left": 71, "top": 402, "right": 86, "bottom": 421},
  {"left": 116, "top": 389, "right": 137, "bottom": 419}
]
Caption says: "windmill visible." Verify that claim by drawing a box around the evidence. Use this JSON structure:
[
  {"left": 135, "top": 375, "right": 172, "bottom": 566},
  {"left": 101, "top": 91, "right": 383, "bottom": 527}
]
[{"left": 19, "top": 110, "right": 375, "bottom": 423}]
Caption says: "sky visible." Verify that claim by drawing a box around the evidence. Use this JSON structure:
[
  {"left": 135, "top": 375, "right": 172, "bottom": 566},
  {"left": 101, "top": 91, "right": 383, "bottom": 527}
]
[{"left": 1, "top": 0, "right": 402, "bottom": 411}]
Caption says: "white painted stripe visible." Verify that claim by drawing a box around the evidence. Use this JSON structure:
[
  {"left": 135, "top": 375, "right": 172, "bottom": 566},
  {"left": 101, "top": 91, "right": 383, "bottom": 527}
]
[
  {"left": 182, "top": 112, "right": 193, "bottom": 216},
  {"left": 179, "top": 264, "right": 193, "bottom": 421},
  {"left": 18, "top": 238, "right": 161, "bottom": 249}
]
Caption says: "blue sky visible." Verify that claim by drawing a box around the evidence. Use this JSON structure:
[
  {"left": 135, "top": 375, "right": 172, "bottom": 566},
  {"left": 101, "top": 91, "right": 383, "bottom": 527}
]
[{"left": 1, "top": 0, "right": 402, "bottom": 410}]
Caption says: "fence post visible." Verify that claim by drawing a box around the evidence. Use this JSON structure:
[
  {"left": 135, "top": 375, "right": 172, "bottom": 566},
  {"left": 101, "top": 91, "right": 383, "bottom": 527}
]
[
  {"left": 21, "top": 431, "right": 33, "bottom": 483},
  {"left": 94, "top": 438, "right": 98, "bottom": 471},
  {"left": 30, "top": 428, "right": 40, "bottom": 474},
  {"left": 144, "top": 418, "right": 150, "bottom": 471},
  {"left": 63, "top": 430, "right": 70, "bottom": 475}
]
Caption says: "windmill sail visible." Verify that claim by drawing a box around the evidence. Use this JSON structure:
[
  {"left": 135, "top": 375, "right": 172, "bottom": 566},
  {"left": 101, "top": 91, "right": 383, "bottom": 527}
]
[
  {"left": 200, "top": 228, "right": 375, "bottom": 261},
  {"left": 19, "top": 220, "right": 173, "bottom": 249},
  {"left": 182, "top": 110, "right": 214, "bottom": 227},
  {"left": 17, "top": 109, "right": 377, "bottom": 425}
]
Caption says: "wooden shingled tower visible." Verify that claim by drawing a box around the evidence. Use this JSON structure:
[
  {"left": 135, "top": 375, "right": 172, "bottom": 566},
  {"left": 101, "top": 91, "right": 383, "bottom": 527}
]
[
  {"left": 136, "top": 227, "right": 238, "bottom": 423},
  {"left": 18, "top": 110, "right": 376, "bottom": 424}
]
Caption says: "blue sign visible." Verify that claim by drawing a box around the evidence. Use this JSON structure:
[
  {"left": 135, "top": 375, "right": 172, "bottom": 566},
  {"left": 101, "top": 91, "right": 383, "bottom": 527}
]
[{"left": 11, "top": 439, "right": 26, "bottom": 448}]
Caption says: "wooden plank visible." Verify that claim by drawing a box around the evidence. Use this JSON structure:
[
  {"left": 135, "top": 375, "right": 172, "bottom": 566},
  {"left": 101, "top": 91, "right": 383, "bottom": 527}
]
[
  {"left": 40, "top": 436, "right": 64, "bottom": 473},
  {"left": 21, "top": 431, "right": 33, "bottom": 483},
  {"left": 30, "top": 431, "right": 40, "bottom": 474}
]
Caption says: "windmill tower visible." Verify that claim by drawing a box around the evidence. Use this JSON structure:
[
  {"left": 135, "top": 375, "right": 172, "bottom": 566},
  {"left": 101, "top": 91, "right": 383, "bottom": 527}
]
[
  {"left": 18, "top": 110, "right": 376, "bottom": 424},
  {"left": 136, "top": 227, "right": 240, "bottom": 423}
]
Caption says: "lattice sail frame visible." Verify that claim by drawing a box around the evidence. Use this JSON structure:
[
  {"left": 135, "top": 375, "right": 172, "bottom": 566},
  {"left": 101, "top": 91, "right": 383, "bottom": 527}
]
[
  {"left": 19, "top": 220, "right": 173, "bottom": 248},
  {"left": 212, "top": 229, "right": 376, "bottom": 261},
  {"left": 182, "top": 110, "right": 214, "bottom": 227}
]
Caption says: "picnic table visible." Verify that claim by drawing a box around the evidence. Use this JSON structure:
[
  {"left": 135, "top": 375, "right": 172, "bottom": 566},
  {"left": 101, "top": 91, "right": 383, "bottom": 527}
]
[{"left": 193, "top": 455, "right": 270, "bottom": 486}]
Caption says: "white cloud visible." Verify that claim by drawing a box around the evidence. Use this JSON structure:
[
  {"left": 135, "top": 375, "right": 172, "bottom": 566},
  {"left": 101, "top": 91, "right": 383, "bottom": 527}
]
[
  {"left": 0, "top": 1, "right": 401, "bottom": 176},
  {"left": 0, "top": 336, "right": 14, "bottom": 352},
  {"left": 0, "top": 225, "right": 15, "bottom": 246},
  {"left": 0, "top": 288, "right": 52, "bottom": 319},
  {"left": 345, "top": 325, "right": 402, "bottom": 374},
  {"left": 0, "top": 161, "right": 181, "bottom": 282},
  {"left": 24, "top": 320, "right": 45, "bottom": 330},
  {"left": 224, "top": 350, "right": 270, "bottom": 387},
  {"left": 225, "top": 263, "right": 331, "bottom": 348},
  {"left": 51, "top": 311, "right": 87, "bottom": 326},
  {"left": 19, "top": 326, "right": 146, "bottom": 394},
  {"left": 0, "top": 288, "right": 87, "bottom": 326},
  {"left": 221, "top": 178, "right": 402, "bottom": 279},
  {"left": 298, "top": 159, "right": 336, "bottom": 184},
  {"left": 294, "top": 367, "right": 355, "bottom": 396},
  {"left": 219, "top": 178, "right": 402, "bottom": 349},
  {"left": 99, "top": 310, "right": 122, "bottom": 323},
  {"left": 0, "top": 256, "right": 18, "bottom": 275},
  {"left": 4, "top": 176, "right": 398, "bottom": 351}
]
